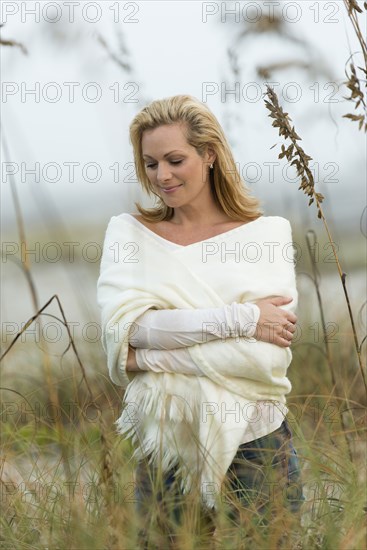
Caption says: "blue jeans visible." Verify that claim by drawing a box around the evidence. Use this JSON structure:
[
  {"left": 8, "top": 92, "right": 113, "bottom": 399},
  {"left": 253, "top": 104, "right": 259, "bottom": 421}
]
[
  {"left": 223, "top": 418, "right": 305, "bottom": 524},
  {"left": 134, "top": 418, "right": 304, "bottom": 542}
]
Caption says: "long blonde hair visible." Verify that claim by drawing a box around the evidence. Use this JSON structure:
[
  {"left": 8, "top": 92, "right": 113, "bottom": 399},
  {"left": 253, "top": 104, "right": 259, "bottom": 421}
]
[{"left": 129, "top": 94, "right": 264, "bottom": 222}]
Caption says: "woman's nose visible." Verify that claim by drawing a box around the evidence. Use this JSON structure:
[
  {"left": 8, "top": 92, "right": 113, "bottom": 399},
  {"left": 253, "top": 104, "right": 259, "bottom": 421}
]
[{"left": 156, "top": 163, "right": 172, "bottom": 182}]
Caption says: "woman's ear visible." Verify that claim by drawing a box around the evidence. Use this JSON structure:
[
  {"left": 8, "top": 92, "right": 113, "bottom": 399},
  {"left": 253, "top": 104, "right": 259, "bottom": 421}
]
[{"left": 206, "top": 145, "right": 216, "bottom": 165}]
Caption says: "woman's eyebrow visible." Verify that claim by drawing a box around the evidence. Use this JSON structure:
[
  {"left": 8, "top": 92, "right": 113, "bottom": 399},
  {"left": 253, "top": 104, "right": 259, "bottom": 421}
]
[{"left": 142, "top": 150, "right": 185, "bottom": 159}]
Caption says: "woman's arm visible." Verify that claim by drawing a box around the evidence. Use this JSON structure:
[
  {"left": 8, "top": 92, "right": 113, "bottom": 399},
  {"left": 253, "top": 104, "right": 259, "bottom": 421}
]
[
  {"left": 128, "top": 297, "right": 296, "bottom": 350},
  {"left": 127, "top": 296, "right": 297, "bottom": 376},
  {"left": 126, "top": 344, "right": 205, "bottom": 375},
  {"left": 128, "top": 302, "right": 260, "bottom": 349},
  {"left": 126, "top": 296, "right": 297, "bottom": 376}
]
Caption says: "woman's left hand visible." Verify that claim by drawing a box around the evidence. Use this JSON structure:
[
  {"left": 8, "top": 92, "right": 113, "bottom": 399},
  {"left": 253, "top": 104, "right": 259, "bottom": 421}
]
[{"left": 126, "top": 345, "right": 141, "bottom": 371}]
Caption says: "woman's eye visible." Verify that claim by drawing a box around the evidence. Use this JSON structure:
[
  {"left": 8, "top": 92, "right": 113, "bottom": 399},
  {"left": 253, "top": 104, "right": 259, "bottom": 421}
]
[{"left": 145, "top": 160, "right": 182, "bottom": 169}]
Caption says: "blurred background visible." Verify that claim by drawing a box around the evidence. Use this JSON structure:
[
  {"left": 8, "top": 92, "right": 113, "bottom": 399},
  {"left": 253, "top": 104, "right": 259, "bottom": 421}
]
[
  {"left": 1, "top": 3, "right": 366, "bottom": 547},
  {"left": 1, "top": 0, "right": 365, "bottom": 355}
]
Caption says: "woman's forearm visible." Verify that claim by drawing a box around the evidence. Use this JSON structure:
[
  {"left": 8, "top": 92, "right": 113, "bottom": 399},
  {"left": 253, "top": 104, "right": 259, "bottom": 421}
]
[
  {"left": 128, "top": 302, "right": 260, "bottom": 350},
  {"left": 125, "top": 344, "right": 204, "bottom": 376},
  {"left": 132, "top": 337, "right": 291, "bottom": 381},
  {"left": 129, "top": 297, "right": 298, "bottom": 378},
  {"left": 134, "top": 347, "right": 205, "bottom": 376}
]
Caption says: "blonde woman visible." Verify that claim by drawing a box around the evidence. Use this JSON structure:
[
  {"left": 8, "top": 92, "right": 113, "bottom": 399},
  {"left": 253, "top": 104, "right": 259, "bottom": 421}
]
[{"left": 97, "top": 95, "right": 304, "bottom": 545}]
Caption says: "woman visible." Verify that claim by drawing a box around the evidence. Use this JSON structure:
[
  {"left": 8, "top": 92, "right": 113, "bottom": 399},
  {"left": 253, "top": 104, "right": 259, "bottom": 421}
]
[{"left": 97, "top": 94, "right": 304, "bottom": 545}]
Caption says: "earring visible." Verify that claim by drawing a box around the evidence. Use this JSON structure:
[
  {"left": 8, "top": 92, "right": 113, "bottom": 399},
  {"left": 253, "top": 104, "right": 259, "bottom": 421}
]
[{"left": 210, "top": 163, "right": 213, "bottom": 169}]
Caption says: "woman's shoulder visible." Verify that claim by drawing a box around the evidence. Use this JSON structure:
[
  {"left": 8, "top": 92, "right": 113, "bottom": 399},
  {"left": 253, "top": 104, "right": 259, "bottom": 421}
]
[
  {"left": 127, "top": 213, "right": 154, "bottom": 228},
  {"left": 102, "top": 213, "right": 136, "bottom": 237},
  {"left": 250, "top": 216, "right": 293, "bottom": 241},
  {"left": 265, "top": 215, "right": 294, "bottom": 231},
  {"left": 250, "top": 215, "right": 292, "bottom": 228},
  {"left": 106, "top": 212, "right": 137, "bottom": 226},
  {"left": 262, "top": 215, "right": 290, "bottom": 223},
  {"left": 119, "top": 213, "right": 149, "bottom": 224}
]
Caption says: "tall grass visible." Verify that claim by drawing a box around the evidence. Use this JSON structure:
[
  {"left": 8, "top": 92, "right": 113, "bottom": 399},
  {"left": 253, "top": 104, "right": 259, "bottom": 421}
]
[{"left": 1, "top": 270, "right": 366, "bottom": 549}]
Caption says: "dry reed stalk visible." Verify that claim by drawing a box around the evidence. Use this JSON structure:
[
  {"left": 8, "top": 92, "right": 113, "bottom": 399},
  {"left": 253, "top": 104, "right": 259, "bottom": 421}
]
[
  {"left": 342, "top": 1, "right": 367, "bottom": 132},
  {"left": 0, "top": 295, "right": 92, "bottom": 395},
  {"left": 305, "top": 230, "right": 354, "bottom": 463},
  {"left": 343, "top": 0, "right": 367, "bottom": 63},
  {"left": 1, "top": 26, "right": 112, "bottom": 491},
  {"left": 0, "top": 294, "right": 117, "bottom": 550},
  {"left": 96, "top": 29, "right": 153, "bottom": 109},
  {"left": 1, "top": 128, "right": 72, "bottom": 480},
  {"left": 97, "top": 31, "right": 132, "bottom": 73},
  {"left": 264, "top": 84, "right": 366, "bottom": 396},
  {"left": 0, "top": 24, "right": 28, "bottom": 55},
  {"left": 2, "top": 27, "right": 116, "bottom": 532}
]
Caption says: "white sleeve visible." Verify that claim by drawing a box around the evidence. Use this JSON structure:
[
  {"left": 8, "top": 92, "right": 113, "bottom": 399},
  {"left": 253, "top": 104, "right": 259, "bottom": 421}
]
[{"left": 128, "top": 302, "right": 260, "bottom": 350}]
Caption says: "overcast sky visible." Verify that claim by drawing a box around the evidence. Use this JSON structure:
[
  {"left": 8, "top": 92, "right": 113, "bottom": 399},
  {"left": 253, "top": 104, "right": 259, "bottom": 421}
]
[{"left": 1, "top": 1, "right": 366, "bottom": 233}]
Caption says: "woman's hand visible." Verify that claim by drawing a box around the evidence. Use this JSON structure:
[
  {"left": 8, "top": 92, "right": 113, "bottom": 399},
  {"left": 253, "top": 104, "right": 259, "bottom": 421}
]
[
  {"left": 126, "top": 345, "right": 142, "bottom": 372},
  {"left": 253, "top": 296, "right": 297, "bottom": 348}
]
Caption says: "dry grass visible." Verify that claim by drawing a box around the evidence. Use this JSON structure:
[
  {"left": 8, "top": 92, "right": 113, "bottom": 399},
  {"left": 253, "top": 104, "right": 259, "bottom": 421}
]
[
  {"left": 342, "top": 0, "right": 367, "bottom": 132},
  {"left": 0, "top": 288, "right": 366, "bottom": 549}
]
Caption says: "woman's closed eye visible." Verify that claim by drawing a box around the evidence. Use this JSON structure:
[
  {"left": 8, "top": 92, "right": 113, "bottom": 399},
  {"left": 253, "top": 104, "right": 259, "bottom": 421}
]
[{"left": 146, "top": 160, "right": 183, "bottom": 169}]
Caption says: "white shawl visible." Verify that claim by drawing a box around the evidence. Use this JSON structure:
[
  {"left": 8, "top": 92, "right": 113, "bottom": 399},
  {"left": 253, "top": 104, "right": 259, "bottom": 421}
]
[{"left": 96, "top": 213, "right": 298, "bottom": 509}]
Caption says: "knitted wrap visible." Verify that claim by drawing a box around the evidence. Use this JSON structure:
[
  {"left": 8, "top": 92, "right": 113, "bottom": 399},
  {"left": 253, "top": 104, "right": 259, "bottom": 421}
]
[{"left": 97, "top": 213, "right": 298, "bottom": 509}]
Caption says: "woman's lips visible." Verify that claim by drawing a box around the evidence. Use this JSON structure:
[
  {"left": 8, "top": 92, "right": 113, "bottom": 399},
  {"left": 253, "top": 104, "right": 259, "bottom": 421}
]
[{"left": 161, "top": 185, "right": 183, "bottom": 193}]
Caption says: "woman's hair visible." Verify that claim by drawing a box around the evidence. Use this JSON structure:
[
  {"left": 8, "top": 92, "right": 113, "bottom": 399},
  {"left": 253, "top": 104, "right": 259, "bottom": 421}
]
[{"left": 129, "top": 94, "right": 264, "bottom": 222}]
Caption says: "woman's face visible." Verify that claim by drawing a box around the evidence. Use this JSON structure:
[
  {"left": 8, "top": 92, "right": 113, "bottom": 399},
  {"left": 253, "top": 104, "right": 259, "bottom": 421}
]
[{"left": 141, "top": 123, "right": 215, "bottom": 207}]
